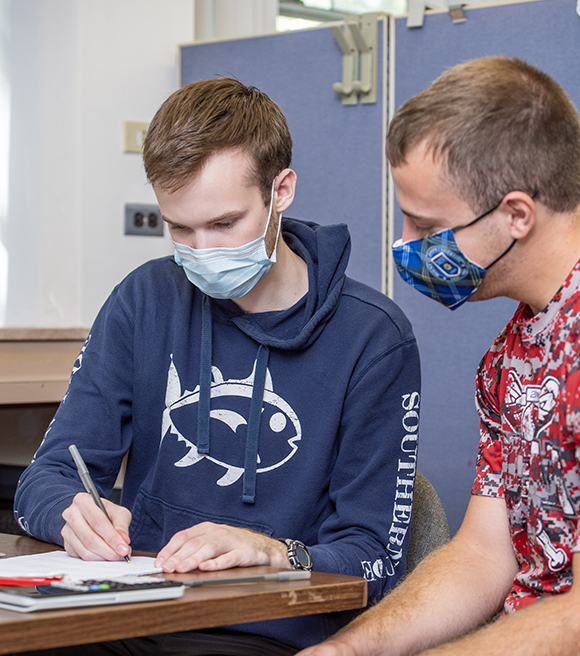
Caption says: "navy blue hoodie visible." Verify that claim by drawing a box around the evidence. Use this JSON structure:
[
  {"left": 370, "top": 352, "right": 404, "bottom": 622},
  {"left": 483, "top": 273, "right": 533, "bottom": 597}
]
[{"left": 15, "top": 219, "right": 421, "bottom": 649}]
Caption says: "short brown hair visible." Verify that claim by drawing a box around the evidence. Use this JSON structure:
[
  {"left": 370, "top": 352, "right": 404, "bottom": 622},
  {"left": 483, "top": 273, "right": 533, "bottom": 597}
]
[
  {"left": 387, "top": 56, "right": 580, "bottom": 214},
  {"left": 143, "top": 77, "right": 292, "bottom": 204}
]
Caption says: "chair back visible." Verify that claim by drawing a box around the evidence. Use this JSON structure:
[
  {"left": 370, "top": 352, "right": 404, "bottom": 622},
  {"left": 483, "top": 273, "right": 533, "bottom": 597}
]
[{"left": 406, "top": 471, "right": 450, "bottom": 573}]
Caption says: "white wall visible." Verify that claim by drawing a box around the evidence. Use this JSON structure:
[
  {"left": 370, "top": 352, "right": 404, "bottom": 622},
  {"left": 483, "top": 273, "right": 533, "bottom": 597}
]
[
  {"left": 1, "top": 0, "right": 279, "bottom": 328},
  {"left": 2, "top": 0, "right": 194, "bottom": 328}
]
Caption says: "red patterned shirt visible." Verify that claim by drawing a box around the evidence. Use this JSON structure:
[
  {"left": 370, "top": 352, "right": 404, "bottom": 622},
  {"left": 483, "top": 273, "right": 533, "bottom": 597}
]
[{"left": 473, "top": 258, "right": 580, "bottom": 613}]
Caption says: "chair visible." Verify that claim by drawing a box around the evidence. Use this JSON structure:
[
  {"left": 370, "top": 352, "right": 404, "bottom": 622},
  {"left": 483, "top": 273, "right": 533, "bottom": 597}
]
[{"left": 406, "top": 471, "right": 450, "bottom": 574}]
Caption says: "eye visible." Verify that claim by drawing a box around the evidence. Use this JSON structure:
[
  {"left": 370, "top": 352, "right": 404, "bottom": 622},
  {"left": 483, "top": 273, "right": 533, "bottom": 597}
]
[
  {"left": 404, "top": 216, "right": 432, "bottom": 237},
  {"left": 211, "top": 217, "right": 240, "bottom": 231}
]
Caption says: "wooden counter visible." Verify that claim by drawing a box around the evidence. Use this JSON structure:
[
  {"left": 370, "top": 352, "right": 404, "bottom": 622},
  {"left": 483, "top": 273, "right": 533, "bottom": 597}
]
[{"left": 0, "top": 329, "right": 88, "bottom": 405}]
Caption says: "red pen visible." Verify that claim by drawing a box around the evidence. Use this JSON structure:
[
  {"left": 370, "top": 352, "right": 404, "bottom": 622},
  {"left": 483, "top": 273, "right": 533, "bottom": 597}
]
[{"left": 0, "top": 576, "right": 64, "bottom": 587}]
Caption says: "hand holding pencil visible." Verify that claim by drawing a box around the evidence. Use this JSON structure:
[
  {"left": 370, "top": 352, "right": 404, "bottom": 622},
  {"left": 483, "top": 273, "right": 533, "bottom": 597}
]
[{"left": 61, "top": 445, "right": 132, "bottom": 563}]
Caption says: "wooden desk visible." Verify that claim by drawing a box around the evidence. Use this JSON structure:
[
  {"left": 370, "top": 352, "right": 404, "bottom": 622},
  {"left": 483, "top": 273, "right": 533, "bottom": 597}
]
[{"left": 0, "top": 534, "right": 367, "bottom": 654}]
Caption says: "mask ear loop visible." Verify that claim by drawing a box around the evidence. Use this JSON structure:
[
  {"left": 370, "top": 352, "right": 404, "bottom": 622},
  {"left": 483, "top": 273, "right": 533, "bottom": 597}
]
[
  {"left": 479, "top": 189, "right": 538, "bottom": 270},
  {"left": 486, "top": 238, "right": 516, "bottom": 269},
  {"left": 452, "top": 199, "right": 502, "bottom": 233},
  {"left": 453, "top": 189, "right": 538, "bottom": 233},
  {"left": 265, "top": 178, "right": 283, "bottom": 260}
]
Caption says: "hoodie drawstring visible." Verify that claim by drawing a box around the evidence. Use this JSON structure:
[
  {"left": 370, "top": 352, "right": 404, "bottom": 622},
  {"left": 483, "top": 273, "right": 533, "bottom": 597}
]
[
  {"left": 242, "top": 344, "right": 270, "bottom": 504},
  {"left": 197, "top": 295, "right": 269, "bottom": 504},
  {"left": 197, "top": 294, "right": 212, "bottom": 455}
]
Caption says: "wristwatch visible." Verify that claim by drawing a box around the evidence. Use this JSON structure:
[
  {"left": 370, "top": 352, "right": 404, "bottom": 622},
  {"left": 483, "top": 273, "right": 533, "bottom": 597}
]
[{"left": 279, "top": 539, "right": 312, "bottom": 571}]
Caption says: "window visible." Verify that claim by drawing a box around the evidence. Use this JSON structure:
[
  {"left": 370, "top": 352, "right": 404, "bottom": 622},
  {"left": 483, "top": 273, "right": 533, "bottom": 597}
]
[{"left": 277, "top": 0, "right": 407, "bottom": 31}]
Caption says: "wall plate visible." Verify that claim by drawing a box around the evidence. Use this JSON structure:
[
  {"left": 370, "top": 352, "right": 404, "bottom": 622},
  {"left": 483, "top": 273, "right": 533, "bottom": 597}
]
[
  {"left": 124, "top": 204, "right": 163, "bottom": 236},
  {"left": 123, "top": 121, "right": 150, "bottom": 153}
]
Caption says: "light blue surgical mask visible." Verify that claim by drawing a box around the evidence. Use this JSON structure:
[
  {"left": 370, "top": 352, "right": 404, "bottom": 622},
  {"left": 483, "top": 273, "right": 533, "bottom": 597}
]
[{"left": 173, "top": 181, "right": 281, "bottom": 299}]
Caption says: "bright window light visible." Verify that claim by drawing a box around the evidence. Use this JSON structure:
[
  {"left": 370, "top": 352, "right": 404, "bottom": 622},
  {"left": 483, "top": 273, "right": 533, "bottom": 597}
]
[
  {"left": 276, "top": 16, "right": 322, "bottom": 31},
  {"left": 278, "top": 0, "right": 408, "bottom": 32}
]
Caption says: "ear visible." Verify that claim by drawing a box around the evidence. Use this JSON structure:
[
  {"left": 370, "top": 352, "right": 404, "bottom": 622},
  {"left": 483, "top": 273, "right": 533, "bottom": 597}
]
[
  {"left": 274, "top": 169, "right": 297, "bottom": 214},
  {"left": 501, "top": 191, "right": 536, "bottom": 240}
]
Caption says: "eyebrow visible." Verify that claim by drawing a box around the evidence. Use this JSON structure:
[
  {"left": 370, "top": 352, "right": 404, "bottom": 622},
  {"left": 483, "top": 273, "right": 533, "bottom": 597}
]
[
  {"left": 398, "top": 206, "right": 438, "bottom": 223},
  {"left": 161, "top": 215, "right": 181, "bottom": 227},
  {"left": 162, "top": 209, "right": 247, "bottom": 228}
]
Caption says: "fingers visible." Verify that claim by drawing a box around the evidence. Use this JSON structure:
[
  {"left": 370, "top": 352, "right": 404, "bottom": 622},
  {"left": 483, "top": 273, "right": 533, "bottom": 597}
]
[
  {"left": 154, "top": 522, "right": 280, "bottom": 573},
  {"left": 155, "top": 523, "right": 237, "bottom": 572},
  {"left": 61, "top": 492, "right": 132, "bottom": 561},
  {"left": 196, "top": 550, "right": 243, "bottom": 572},
  {"left": 102, "top": 498, "right": 132, "bottom": 540}
]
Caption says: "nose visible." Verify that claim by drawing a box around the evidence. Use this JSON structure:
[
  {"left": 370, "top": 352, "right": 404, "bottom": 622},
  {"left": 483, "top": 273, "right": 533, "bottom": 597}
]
[
  {"left": 191, "top": 232, "right": 209, "bottom": 250},
  {"left": 176, "top": 230, "right": 211, "bottom": 250}
]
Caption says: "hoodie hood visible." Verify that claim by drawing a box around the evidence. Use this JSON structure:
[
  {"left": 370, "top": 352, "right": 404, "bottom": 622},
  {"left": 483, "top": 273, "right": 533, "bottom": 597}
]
[{"left": 213, "top": 218, "right": 351, "bottom": 350}]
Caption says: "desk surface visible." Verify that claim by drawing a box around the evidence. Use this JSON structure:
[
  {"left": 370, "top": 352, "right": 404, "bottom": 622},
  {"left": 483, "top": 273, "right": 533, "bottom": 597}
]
[{"left": 0, "top": 534, "right": 367, "bottom": 654}]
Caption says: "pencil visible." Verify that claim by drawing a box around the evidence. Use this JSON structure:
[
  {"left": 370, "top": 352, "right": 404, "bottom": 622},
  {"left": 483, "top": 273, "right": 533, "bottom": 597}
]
[{"left": 68, "top": 444, "right": 130, "bottom": 563}]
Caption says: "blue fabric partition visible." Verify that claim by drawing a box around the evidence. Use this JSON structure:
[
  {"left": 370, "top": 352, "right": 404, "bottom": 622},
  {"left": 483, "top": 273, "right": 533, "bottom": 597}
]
[
  {"left": 180, "top": 22, "right": 387, "bottom": 292},
  {"left": 392, "top": 0, "right": 580, "bottom": 533}
]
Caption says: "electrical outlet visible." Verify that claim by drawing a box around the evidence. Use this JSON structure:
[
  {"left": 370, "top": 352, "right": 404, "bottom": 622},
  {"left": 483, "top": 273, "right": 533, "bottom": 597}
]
[{"left": 124, "top": 204, "right": 164, "bottom": 236}]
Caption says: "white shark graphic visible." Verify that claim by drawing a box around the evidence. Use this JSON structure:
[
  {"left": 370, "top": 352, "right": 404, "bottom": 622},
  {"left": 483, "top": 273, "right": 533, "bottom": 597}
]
[{"left": 160, "top": 356, "right": 301, "bottom": 486}]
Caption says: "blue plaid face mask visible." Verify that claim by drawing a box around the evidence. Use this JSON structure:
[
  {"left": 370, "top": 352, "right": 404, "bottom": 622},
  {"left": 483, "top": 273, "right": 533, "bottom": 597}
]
[{"left": 392, "top": 198, "right": 511, "bottom": 310}]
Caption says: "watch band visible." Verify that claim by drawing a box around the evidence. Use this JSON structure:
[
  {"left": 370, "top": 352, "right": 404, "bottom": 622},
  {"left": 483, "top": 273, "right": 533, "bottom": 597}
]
[{"left": 279, "top": 539, "right": 312, "bottom": 571}]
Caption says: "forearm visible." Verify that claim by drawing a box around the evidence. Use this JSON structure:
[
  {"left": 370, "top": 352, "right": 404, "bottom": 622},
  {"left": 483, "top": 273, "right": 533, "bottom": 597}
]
[
  {"left": 329, "top": 539, "right": 511, "bottom": 656},
  {"left": 422, "top": 588, "right": 580, "bottom": 656},
  {"left": 322, "top": 341, "right": 421, "bottom": 602},
  {"left": 14, "top": 469, "right": 78, "bottom": 544},
  {"left": 309, "top": 535, "right": 402, "bottom": 593}
]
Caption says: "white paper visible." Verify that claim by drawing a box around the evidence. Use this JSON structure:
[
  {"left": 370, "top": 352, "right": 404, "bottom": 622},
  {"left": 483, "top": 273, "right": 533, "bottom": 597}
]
[{"left": 0, "top": 551, "right": 161, "bottom": 579}]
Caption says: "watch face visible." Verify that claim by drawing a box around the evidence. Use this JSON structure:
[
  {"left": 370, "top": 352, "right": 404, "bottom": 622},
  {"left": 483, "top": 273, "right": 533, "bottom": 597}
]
[
  {"left": 295, "top": 546, "right": 310, "bottom": 569},
  {"left": 281, "top": 539, "right": 312, "bottom": 570}
]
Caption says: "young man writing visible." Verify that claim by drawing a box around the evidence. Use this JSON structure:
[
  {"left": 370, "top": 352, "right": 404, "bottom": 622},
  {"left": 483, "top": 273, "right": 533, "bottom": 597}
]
[
  {"left": 14, "top": 78, "right": 420, "bottom": 654},
  {"left": 299, "top": 56, "right": 580, "bottom": 656}
]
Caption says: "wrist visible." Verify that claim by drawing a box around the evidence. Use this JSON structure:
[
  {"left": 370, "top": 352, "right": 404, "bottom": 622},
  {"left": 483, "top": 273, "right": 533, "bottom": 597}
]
[
  {"left": 277, "top": 538, "right": 313, "bottom": 570},
  {"left": 269, "top": 538, "right": 293, "bottom": 568}
]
